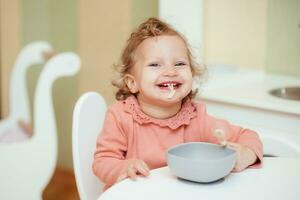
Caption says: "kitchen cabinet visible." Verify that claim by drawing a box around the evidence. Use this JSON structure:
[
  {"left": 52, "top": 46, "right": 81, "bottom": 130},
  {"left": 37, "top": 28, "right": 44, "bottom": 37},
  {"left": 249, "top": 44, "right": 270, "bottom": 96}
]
[{"left": 197, "top": 68, "right": 300, "bottom": 157}]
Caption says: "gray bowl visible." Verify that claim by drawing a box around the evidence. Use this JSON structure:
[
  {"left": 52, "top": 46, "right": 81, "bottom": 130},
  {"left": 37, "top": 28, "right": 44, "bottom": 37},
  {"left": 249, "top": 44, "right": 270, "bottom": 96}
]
[{"left": 167, "top": 142, "right": 237, "bottom": 183}]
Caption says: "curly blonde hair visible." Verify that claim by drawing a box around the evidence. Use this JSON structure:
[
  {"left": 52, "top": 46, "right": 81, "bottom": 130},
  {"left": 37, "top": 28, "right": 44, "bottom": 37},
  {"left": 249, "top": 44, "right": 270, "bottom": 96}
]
[{"left": 112, "top": 17, "right": 205, "bottom": 100}]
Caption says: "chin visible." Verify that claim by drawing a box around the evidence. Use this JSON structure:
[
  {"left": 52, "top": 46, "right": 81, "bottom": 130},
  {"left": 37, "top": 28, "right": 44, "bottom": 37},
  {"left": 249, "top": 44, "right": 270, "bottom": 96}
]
[{"left": 160, "top": 96, "right": 185, "bottom": 106}]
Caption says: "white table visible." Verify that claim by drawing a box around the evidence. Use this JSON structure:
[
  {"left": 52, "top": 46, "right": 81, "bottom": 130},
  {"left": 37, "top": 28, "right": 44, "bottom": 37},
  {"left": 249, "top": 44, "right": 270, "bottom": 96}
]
[{"left": 98, "top": 157, "right": 300, "bottom": 200}]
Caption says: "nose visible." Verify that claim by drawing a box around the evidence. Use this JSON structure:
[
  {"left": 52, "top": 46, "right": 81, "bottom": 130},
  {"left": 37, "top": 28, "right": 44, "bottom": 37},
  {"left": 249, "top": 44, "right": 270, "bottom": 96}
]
[{"left": 162, "top": 65, "right": 178, "bottom": 76}]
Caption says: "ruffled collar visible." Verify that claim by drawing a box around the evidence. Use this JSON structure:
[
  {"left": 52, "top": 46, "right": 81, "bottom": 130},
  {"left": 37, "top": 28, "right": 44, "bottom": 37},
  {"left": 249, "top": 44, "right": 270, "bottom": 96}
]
[{"left": 123, "top": 96, "right": 197, "bottom": 130}]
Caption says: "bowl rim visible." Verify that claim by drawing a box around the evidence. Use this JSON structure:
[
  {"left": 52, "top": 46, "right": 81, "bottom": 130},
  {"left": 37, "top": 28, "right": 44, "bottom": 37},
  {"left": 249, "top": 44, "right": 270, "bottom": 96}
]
[{"left": 167, "top": 142, "right": 237, "bottom": 163}]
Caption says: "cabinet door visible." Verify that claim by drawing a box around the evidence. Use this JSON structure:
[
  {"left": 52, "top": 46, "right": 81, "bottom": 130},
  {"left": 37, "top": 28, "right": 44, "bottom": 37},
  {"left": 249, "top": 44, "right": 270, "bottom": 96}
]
[{"left": 266, "top": 0, "right": 300, "bottom": 76}]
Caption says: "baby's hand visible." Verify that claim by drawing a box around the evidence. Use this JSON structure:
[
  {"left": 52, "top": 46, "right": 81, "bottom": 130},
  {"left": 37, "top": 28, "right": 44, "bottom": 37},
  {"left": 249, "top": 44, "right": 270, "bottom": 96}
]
[
  {"left": 117, "top": 159, "right": 150, "bottom": 182},
  {"left": 227, "top": 142, "right": 257, "bottom": 172}
]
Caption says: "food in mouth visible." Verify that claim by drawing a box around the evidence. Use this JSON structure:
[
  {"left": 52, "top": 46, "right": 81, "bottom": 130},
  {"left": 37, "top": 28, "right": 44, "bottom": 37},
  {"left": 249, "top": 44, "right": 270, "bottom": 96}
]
[
  {"left": 157, "top": 82, "right": 181, "bottom": 89},
  {"left": 168, "top": 84, "right": 176, "bottom": 99},
  {"left": 156, "top": 82, "right": 181, "bottom": 99}
]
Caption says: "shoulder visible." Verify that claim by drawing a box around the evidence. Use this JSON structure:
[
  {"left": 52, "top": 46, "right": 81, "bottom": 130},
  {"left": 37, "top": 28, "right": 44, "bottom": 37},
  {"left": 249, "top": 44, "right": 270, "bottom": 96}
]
[
  {"left": 105, "top": 97, "right": 136, "bottom": 126},
  {"left": 106, "top": 99, "right": 130, "bottom": 118},
  {"left": 191, "top": 99, "right": 207, "bottom": 114},
  {"left": 107, "top": 100, "right": 126, "bottom": 112},
  {"left": 103, "top": 99, "right": 134, "bottom": 135}
]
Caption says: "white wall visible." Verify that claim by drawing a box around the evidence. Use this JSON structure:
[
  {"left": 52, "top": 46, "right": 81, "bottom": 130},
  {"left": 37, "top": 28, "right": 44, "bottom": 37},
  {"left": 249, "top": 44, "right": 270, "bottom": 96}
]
[{"left": 159, "top": 0, "right": 204, "bottom": 63}]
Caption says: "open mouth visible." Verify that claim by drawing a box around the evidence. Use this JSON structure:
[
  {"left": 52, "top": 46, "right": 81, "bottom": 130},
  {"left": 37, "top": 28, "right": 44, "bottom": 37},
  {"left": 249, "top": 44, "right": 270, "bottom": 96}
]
[{"left": 157, "top": 82, "right": 182, "bottom": 89}]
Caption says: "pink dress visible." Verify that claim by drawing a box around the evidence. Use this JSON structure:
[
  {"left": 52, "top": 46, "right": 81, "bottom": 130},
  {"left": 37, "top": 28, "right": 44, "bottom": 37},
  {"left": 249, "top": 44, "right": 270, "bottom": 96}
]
[{"left": 93, "top": 96, "right": 263, "bottom": 189}]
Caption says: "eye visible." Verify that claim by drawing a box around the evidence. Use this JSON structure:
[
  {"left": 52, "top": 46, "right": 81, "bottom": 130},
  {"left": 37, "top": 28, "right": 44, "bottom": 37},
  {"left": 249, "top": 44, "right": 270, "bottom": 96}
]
[
  {"left": 148, "top": 63, "right": 160, "bottom": 67},
  {"left": 175, "top": 61, "right": 187, "bottom": 67}
]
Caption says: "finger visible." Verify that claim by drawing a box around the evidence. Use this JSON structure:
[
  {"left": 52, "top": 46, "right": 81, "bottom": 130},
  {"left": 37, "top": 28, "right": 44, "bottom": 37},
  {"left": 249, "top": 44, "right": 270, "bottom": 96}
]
[
  {"left": 225, "top": 142, "right": 239, "bottom": 171},
  {"left": 142, "top": 161, "right": 150, "bottom": 172},
  {"left": 233, "top": 165, "right": 244, "bottom": 172},
  {"left": 135, "top": 162, "right": 150, "bottom": 177},
  {"left": 116, "top": 173, "right": 127, "bottom": 183},
  {"left": 232, "top": 167, "right": 239, "bottom": 172},
  {"left": 127, "top": 166, "right": 138, "bottom": 180}
]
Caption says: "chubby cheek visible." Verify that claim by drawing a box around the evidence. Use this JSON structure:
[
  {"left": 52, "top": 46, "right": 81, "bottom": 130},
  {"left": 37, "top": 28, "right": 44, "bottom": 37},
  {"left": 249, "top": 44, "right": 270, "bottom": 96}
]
[
  {"left": 182, "top": 82, "right": 193, "bottom": 97},
  {"left": 139, "top": 71, "right": 157, "bottom": 88},
  {"left": 185, "top": 80, "right": 193, "bottom": 90},
  {"left": 183, "top": 72, "right": 193, "bottom": 89}
]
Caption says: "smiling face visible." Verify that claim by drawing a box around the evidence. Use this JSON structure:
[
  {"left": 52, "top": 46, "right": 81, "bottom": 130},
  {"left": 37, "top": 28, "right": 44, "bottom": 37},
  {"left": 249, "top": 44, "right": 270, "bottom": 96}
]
[{"left": 124, "top": 35, "right": 193, "bottom": 107}]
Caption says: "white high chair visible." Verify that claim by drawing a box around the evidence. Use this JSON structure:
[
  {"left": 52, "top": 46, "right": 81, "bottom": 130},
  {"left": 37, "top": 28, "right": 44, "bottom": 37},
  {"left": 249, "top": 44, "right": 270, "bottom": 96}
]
[
  {"left": 0, "top": 52, "right": 81, "bottom": 200},
  {"left": 72, "top": 92, "right": 107, "bottom": 200},
  {"left": 0, "top": 41, "right": 53, "bottom": 143}
]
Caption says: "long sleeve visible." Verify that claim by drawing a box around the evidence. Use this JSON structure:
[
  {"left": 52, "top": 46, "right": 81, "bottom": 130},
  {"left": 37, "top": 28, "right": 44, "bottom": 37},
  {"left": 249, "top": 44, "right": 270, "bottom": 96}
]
[
  {"left": 93, "top": 98, "right": 264, "bottom": 190},
  {"left": 197, "top": 103, "right": 263, "bottom": 167},
  {"left": 92, "top": 107, "right": 130, "bottom": 187}
]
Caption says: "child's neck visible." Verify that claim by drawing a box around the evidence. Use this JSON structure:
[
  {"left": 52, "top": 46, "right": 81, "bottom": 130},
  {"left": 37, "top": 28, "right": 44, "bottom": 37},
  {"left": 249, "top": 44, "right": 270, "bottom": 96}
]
[{"left": 138, "top": 99, "right": 182, "bottom": 119}]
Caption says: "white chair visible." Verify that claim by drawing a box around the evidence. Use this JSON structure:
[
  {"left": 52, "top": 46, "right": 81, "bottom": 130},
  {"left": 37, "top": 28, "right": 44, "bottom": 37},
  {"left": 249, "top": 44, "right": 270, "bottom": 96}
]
[
  {"left": 0, "top": 41, "right": 53, "bottom": 143},
  {"left": 72, "top": 92, "right": 107, "bottom": 200},
  {"left": 0, "top": 52, "right": 81, "bottom": 200}
]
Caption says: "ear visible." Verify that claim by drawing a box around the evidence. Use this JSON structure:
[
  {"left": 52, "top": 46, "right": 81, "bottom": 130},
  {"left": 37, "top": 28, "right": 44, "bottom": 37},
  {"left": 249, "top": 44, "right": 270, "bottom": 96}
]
[{"left": 124, "top": 74, "right": 139, "bottom": 93}]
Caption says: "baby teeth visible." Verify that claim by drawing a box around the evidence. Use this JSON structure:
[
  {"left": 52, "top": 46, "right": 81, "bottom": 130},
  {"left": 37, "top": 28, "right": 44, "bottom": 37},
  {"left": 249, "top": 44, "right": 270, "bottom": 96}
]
[{"left": 167, "top": 84, "right": 176, "bottom": 99}]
